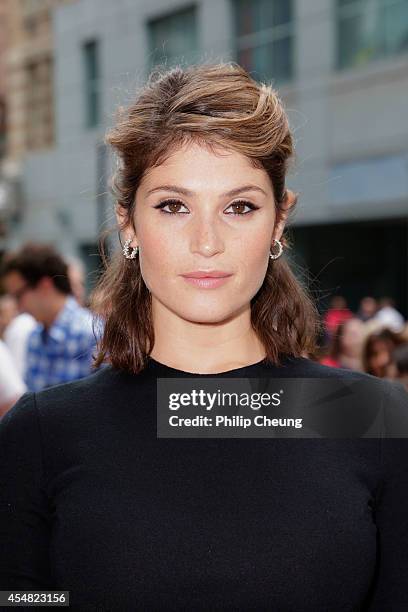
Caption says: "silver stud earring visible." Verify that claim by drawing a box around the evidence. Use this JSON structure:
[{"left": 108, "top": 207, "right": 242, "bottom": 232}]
[
  {"left": 123, "top": 237, "right": 139, "bottom": 259},
  {"left": 269, "top": 238, "right": 283, "bottom": 260}
]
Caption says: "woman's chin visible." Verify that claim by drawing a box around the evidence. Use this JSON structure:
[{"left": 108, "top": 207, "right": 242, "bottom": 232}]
[{"left": 176, "top": 305, "right": 239, "bottom": 325}]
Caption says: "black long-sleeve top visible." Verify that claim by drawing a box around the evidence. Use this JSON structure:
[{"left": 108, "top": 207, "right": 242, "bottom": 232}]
[{"left": 0, "top": 355, "right": 408, "bottom": 611}]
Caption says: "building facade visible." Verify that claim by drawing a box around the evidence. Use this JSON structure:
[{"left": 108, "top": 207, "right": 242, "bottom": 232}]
[
  {"left": 1, "top": 0, "right": 407, "bottom": 309},
  {"left": 0, "top": 0, "right": 73, "bottom": 249}
]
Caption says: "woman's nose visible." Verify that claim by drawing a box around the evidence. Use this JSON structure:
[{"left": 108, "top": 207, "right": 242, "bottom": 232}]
[{"left": 189, "top": 217, "right": 225, "bottom": 257}]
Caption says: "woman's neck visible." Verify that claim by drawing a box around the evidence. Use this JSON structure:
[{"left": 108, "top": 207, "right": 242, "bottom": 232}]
[{"left": 150, "top": 303, "right": 266, "bottom": 375}]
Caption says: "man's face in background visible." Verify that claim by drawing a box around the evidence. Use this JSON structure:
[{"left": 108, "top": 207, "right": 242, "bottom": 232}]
[{"left": 2, "top": 271, "right": 43, "bottom": 322}]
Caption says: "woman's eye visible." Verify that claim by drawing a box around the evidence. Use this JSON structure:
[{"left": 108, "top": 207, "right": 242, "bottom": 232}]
[
  {"left": 225, "top": 200, "right": 259, "bottom": 215},
  {"left": 153, "top": 199, "right": 259, "bottom": 215},
  {"left": 154, "top": 199, "right": 189, "bottom": 214}
]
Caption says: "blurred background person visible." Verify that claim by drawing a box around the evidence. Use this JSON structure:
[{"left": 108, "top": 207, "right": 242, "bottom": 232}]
[
  {"left": 0, "top": 292, "right": 37, "bottom": 379},
  {"left": 320, "top": 317, "right": 365, "bottom": 371},
  {"left": 0, "top": 243, "right": 99, "bottom": 391},
  {"left": 356, "top": 296, "right": 378, "bottom": 323},
  {"left": 0, "top": 294, "right": 18, "bottom": 337},
  {"left": 323, "top": 295, "right": 354, "bottom": 339},
  {"left": 388, "top": 343, "right": 408, "bottom": 391},
  {"left": 362, "top": 328, "right": 405, "bottom": 379},
  {"left": 1, "top": 303, "right": 36, "bottom": 380},
  {"left": 0, "top": 339, "right": 26, "bottom": 418},
  {"left": 373, "top": 297, "right": 405, "bottom": 333}
]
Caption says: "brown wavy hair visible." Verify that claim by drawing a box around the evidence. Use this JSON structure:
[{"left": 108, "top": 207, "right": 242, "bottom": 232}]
[{"left": 91, "top": 62, "right": 321, "bottom": 374}]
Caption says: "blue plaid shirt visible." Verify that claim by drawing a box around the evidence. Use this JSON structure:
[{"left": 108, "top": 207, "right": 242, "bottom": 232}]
[{"left": 25, "top": 296, "right": 100, "bottom": 391}]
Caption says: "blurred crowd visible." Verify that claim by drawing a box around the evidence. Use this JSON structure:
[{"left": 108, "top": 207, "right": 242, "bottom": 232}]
[
  {"left": 0, "top": 242, "right": 407, "bottom": 418},
  {"left": 315, "top": 295, "right": 408, "bottom": 389},
  {"left": 0, "top": 243, "right": 102, "bottom": 417}
]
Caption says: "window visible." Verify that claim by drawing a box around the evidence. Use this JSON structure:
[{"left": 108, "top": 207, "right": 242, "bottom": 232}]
[
  {"left": 82, "top": 40, "right": 100, "bottom": 128},
  {"left": 336, "top": 0, "right": 408, "bottom": 70},
  {"left": 148, "top": 6, "right": 198, "bottom": 68},
  {"left": 232, "top": 0, "right": 294, "bottom": 84},
  {"left": 25, "top": 56, "right": 54, "bottom": 150}
]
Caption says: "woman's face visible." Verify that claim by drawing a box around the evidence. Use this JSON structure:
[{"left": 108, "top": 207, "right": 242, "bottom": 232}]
[{"left": 118, "top": 141, "right": 290, "bottom": 325}]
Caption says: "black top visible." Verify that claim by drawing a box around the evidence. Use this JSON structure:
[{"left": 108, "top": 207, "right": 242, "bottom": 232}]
[{"left": 1, "top": 355, "right": 408, "bottom": 611}]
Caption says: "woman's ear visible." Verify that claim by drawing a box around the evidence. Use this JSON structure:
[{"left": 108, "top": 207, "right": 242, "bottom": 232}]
[
  {"left": 272, "top": 189, "right": 298, "bottom": 243},
  {"left": 116, "top": 203, "right": 138, "bottom": 249},
  {"left": 115, "top": 202, "right": 128, "bottom": 230}
]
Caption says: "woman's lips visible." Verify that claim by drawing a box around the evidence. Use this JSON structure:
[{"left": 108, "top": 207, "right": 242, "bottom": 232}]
[{"left": 181, "top": 274, "right": 233, "bottom": 289}]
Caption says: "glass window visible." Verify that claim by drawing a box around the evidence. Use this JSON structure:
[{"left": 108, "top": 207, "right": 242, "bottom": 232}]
[
  {"left": 232, "top": 0, "right": 294, "bottom": 84},
  {"left": 82, "top": 40, "right": 100, "bottom": 128},
  {"left": 25, "top": 57, "right": 54, "bottom": 150},
  {"left": 148, "top": 6, "right": 199, "bottom": 68},
  {"left": 336, "top": 0, "right": 408, "bottom": 70}
]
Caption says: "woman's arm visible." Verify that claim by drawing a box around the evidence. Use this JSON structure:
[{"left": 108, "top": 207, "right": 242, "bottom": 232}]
[
  {"left": 367, "top": 381, "right": 408, "bottom": 609},
  {"left": 0, "top": 392, "right": 54, "bottom": 589}
]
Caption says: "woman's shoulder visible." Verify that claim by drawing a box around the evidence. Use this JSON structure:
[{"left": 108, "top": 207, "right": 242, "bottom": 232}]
[
  {"left": 2, "top": 364, "right": 142, "bottom": 428},
  {"left": 37, "top": 364, "right": 141, "bottom": 411},
  {"left": 281, "top": 356, "right": 377, "bottom": 382},
  {"left": 290, "top": 356, "right": 408, "bottom": 399},
  {"left": 273, "top": 357, "right": 408, "bottom": 440}
]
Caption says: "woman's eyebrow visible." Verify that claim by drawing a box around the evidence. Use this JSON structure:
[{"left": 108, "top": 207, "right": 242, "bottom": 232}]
[{"left": 146, "top": 184, "right": 268, "bottom": 197}]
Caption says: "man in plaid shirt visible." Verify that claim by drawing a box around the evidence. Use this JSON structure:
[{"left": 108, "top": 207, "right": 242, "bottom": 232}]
[{"left": 1, "top": 244, "right": 100, "bottom": 392}]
